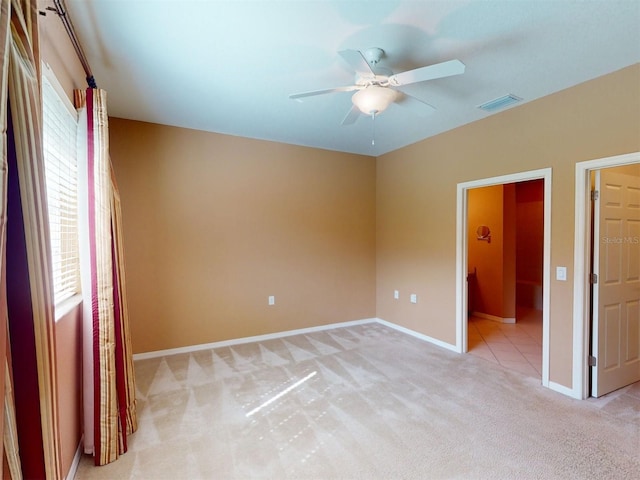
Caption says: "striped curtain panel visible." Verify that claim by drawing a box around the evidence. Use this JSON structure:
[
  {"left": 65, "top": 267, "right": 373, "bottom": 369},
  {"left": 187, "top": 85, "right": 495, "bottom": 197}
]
[
  {"left": 0, "top": 1, "right": 18, "bottom": 477},
  {"left": 76, "top": 88, "right": 137, "bottom": 466},
  {"left": 2, "top": 0, "right": 61, "bottom": 478}
]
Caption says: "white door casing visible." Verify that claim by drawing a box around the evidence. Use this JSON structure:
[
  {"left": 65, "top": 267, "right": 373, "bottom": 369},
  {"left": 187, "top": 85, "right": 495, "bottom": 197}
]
[
  {"left": 456, "top": 168, "right": 551, "bottom": 388},
  {"left": 573, "top": 152, "right": 640, "bottom": 400},
  {"left": 591, "top": 168, "right": 640, "bottom": 397}
]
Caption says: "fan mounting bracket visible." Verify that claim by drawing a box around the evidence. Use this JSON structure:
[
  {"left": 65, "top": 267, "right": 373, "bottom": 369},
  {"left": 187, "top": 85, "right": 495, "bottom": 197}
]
[{"left": 363, "top": 47, "right": 385, "bottom": 65}]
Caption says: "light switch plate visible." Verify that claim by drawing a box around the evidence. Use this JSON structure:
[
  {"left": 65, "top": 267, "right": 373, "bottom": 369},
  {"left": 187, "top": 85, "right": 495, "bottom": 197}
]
[
  {"left": 556, "top": 267, "right": 567, "bottom": 281},
  {"left": 410, "top": 294, "right": 417, "bottom": 304},
  {"left": 394, "top": 290, "right": 399, "bottom": 300}
]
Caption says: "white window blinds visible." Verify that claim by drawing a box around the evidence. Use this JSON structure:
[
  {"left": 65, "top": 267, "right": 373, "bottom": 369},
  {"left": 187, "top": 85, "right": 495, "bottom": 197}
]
[{"left": 42, "top": 70, "right": 80, "bottom": 305}]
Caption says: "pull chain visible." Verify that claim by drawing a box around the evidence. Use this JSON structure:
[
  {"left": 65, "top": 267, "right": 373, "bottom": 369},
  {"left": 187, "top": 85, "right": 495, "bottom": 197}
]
[{"left": 371, "top": 111, "right": 376, "bottom": 146}]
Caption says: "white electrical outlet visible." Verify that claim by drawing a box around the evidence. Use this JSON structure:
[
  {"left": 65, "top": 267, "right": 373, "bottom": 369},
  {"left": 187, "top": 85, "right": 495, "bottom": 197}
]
[
  {"left": 394, "top": 290, "right": 399, "bottom": 300},
  {"left": 268, "top": 295, "right": 275, "bottom": 306},
  {"left": 410, "top": 294, "right": 417, "bottom": 304}
]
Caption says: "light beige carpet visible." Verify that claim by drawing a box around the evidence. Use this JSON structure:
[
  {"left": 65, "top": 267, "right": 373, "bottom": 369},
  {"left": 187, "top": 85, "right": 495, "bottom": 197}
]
[{"left": 75, "top": 323, "right": 640, "bottom": 479}]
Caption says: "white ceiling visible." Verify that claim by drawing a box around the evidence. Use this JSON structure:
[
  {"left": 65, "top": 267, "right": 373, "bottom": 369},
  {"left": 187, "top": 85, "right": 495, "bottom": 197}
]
[{"left": 65, "top": 1, "right": 640, "bottom": 157}]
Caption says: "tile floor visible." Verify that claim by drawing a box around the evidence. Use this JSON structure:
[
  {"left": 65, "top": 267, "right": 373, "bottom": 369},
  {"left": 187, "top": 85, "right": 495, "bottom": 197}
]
[{"left": 468, "top": 307, "right": 543, "bottom": 379}]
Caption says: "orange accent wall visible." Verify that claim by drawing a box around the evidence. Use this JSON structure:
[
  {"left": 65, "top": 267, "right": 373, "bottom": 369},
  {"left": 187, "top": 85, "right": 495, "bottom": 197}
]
[
  {"left": 377, "top": 64, "right": 640, "bottom": 388},
  {"left": 108, "top": 121, "right": 377, "bottom": 353},
  {"left": 502, "top": 184, "right": 516, "bottom": 319},
  {"left": 468, "top": 185, "right": 504, "bottom": 318},
  {"left": 467, "top": 184, "right": 517, "bottom": 321},
  {"left": 516, "top": 179, "right": 544, "bottom": 308}
]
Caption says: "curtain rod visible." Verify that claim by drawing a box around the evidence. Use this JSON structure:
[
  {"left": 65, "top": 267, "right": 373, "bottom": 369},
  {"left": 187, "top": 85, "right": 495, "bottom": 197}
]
[{"left": 41, "top": 0, "right": 97, "bottom": 88}]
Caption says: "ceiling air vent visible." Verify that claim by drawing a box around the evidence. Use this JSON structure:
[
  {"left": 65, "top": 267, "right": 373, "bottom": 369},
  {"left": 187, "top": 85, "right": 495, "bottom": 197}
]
[{"left": 477, "top": 94, "right": 522, "bottom": 112}]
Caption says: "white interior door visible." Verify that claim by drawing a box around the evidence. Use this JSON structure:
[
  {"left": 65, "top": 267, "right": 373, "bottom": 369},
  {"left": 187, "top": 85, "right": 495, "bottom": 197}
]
[{"left": 591, "top": 168, "right": 640, "bottom": 397}]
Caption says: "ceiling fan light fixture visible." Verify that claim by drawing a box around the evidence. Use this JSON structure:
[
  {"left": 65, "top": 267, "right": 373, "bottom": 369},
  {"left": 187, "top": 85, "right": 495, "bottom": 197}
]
[{"left": 352, "top": 86, "right": 397, "bottom": 115}]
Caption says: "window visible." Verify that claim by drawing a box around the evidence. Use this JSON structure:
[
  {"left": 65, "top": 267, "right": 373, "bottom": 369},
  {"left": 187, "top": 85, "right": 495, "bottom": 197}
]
[{"left": 42, "top": 66, "right": 80, "bottom": 306}]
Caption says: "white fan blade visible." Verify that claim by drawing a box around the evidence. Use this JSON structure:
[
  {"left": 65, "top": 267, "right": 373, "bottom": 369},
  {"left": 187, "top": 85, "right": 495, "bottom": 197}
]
[
  {"left": 396, "top": 93, "right": 437, "bottom": 117},
  {"left": 289, "top": 85, "right": 358, "bottom": 101},
  {"left": 389, "top": 59, "right": 465, "bottom": 86},
  {"left": 341, "top": 105, "right": 360, "bottom": 126},
  {"left": 338, "top": 49, "right": 375, "bottom": 75}
]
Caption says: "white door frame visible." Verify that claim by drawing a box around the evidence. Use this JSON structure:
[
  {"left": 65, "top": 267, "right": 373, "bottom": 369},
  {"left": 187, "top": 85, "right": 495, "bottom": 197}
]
[
  {"left": 456, "top": 168, "right": 552, "bottom": 387},
  {"left": 572, "top": 151, "right": 640, "bottom": 399}
]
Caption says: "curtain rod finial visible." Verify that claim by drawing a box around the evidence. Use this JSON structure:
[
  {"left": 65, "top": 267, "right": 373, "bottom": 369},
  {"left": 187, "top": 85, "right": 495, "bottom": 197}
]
[{"left": 87, "top": 76, "right": 97, "bottom": 89}]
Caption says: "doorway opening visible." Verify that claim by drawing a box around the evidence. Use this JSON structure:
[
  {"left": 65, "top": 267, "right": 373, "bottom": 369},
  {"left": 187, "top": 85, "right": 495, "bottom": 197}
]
[
  {"left": 573, "top": 152, "right": 640, "bottom": 399},
  {"left": 456, "top": 168, "right": 551, "bottom": 388},
  {"left": 466, "top": 180, "right": 544, "bottom": 379}
]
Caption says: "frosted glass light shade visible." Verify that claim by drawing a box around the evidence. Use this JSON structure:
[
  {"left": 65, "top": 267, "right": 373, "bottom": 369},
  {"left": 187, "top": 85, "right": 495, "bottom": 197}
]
[{"left": 352, "top": 86, "right": 397, "bottom": 115}]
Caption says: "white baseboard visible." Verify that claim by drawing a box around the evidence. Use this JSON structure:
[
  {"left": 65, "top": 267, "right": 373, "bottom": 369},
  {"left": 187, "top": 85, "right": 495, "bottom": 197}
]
[
  {"left": 375, "top": 318, "right": 458, "bottom": 353},
  {"left": 548, "top": 381, "right": 581, "bottom": 399},
  {"left": 133, "top": 317, "right": 459, "bottom": 361},
  {"left": 133, "top": 316, "right": 586, "bottom": 402},
  {"left": 65, "top": 437, "right": 84, "bottom": 480},
  {"left": 472, "top": 312, "right": 516, "bottom": 324},
  {"left": 133, "top": 318, "right": 378, "bottom": 360}
]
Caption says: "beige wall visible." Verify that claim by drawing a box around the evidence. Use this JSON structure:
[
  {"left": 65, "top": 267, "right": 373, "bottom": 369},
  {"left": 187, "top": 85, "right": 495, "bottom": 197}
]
[
  {"left": 109, "top": 121, "right": 377, "bottom": 353},
  {"left": 38, "top": 2, "right": 87, "bottom": 477},
  {"left": 33, "top": 3, "right": 639, "bottom": 476},
  {"left": 376, "top": 64, "right": 640, "bottom": 389},
  {"left": 39, "top": 1, "right": 88, "bottom": 99},
  {"left": 54, "top": 305, "right": 83, "bottom": 477}
]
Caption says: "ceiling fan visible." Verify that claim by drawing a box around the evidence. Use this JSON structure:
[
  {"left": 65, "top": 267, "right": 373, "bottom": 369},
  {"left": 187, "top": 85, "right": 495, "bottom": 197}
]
[{"left": 289, "top": 48, "right": 466, "bottom": 126}]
